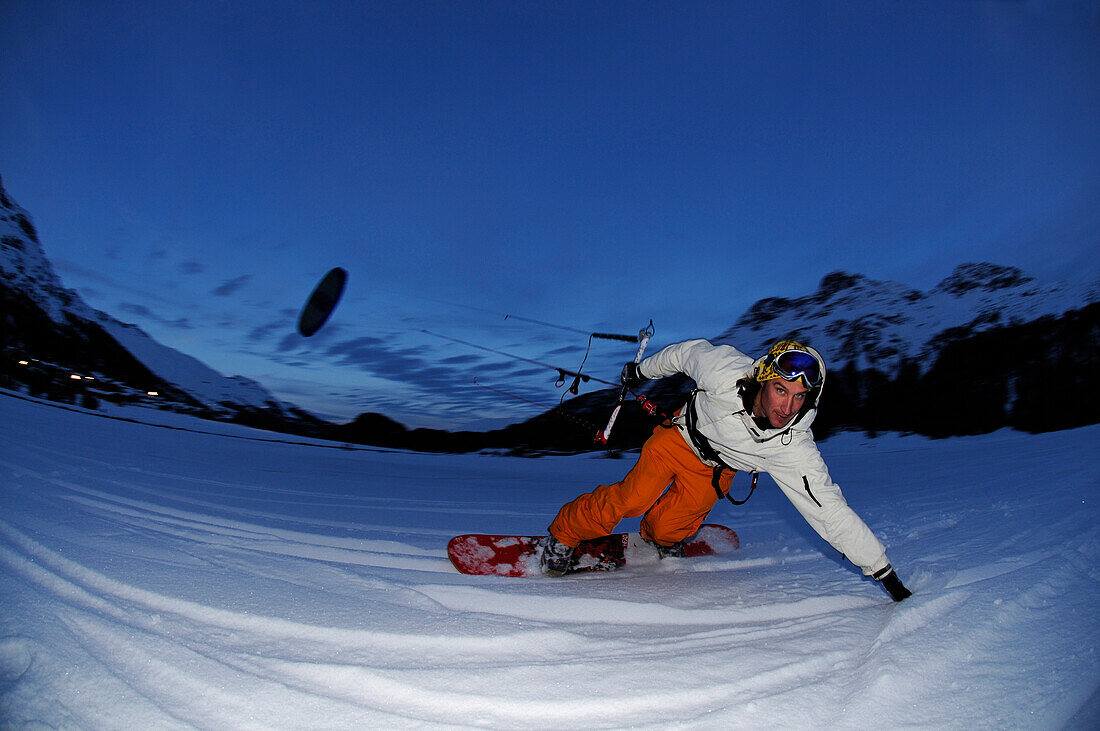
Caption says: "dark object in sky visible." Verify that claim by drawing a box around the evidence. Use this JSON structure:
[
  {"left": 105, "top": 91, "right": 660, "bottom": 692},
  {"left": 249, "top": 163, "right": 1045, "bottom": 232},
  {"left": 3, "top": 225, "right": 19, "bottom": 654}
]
[{"left": 297, "top": 267, "right": 347, "bottom": 337}]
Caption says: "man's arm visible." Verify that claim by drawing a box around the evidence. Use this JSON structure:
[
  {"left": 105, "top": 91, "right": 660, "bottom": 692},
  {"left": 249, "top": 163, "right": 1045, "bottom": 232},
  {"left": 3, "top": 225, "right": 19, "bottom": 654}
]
[
  {"left": 769, "top": 445, "right": 912, "bottom": 601},
  {"left": 638, "top": 339, "right": 751, "bottom": 392}
]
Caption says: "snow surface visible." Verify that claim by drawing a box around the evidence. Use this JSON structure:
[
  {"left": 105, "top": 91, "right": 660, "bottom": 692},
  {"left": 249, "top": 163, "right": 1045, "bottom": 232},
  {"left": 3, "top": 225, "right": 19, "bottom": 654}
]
[{"left": 2, "top": 392, "right": 1098, "bottom": 729}]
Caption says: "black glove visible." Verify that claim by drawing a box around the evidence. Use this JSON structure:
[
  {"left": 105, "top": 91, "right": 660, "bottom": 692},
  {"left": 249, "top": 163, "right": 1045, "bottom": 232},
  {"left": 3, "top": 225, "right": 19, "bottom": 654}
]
[
  {"left": 620, "top": 362, "right": 647, "bottom": 390},
  {"left": 879, "top": 569, "right": 912, "bottom": 602}
]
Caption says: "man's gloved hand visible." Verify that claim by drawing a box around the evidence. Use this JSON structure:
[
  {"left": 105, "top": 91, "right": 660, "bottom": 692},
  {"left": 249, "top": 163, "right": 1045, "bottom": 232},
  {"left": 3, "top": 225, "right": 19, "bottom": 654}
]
[
  {"left": 620, "top": 362, "right": 647, "bottom": 390},
  {"left": 879, "top": 569, "right": 912, "bottom": 602}
]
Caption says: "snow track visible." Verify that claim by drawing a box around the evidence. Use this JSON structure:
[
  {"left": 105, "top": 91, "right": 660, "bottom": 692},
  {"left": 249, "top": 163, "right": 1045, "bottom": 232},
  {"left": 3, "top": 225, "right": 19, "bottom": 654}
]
[{"left": 1, "top": 395, "right": 1098, "bottom": 728}]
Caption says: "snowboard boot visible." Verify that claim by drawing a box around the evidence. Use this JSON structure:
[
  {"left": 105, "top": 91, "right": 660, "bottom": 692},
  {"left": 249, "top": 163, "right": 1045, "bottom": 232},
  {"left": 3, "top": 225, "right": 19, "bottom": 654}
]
[
  {"left": 541, "top": 534, "right": 576, "bottom": 577},
  {"left": 643, "top": 536, "right": 685, "bottom": 559}
]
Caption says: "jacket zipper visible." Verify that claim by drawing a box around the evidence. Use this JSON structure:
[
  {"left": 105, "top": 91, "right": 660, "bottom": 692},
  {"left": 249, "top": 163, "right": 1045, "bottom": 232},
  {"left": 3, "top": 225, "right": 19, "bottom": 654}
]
[{"left": 802, "top": 476, "right": 822, "bottom": 508}]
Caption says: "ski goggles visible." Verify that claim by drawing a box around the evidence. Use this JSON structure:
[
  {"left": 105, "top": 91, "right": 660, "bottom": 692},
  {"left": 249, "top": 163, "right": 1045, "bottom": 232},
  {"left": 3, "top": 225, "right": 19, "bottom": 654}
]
[{"left": 766, "top": 349, "right": 823, "bottom": 389}]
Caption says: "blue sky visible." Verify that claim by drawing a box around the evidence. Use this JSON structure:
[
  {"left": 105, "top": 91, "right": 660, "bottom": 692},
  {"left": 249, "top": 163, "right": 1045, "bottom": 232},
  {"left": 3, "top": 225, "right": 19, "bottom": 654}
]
[{"left": 2, "top": 1, "right": 1098, "bottom": 429}]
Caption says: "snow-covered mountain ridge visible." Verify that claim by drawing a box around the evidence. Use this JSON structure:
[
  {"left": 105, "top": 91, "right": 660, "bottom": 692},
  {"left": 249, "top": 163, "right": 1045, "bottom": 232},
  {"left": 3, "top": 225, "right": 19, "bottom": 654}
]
[
  {"left": 720, "top": 265, "right": 1098, "bottom": 369},
  {"left": 0, "top": 176, "right": 297, "bottom": 417}
]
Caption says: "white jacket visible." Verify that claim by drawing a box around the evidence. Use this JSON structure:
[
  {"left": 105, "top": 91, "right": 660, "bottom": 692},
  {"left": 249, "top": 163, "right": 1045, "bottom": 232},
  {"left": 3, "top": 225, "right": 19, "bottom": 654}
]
[{"left": 639, "top": 339, "right": 891, "bottom": 578}]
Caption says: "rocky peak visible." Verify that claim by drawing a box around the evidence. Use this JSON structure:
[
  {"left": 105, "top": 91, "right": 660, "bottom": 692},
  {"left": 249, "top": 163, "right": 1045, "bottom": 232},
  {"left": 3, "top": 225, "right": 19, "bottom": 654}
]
[
  {"left": 816, "top": 271, "right": 866, "bottom": 298},
  {"left": 0, "top": 176, "right": 95, "bottom": 323},
  {"left": 933, "top": 263, "right": 1035, "bottom": 296}
]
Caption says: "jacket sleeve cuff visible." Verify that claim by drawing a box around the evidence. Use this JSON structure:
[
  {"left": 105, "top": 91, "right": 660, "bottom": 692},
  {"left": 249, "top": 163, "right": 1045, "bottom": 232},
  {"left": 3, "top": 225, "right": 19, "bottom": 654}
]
[{"left": 872, "top": 564, "right": 894, "bottom": 582}]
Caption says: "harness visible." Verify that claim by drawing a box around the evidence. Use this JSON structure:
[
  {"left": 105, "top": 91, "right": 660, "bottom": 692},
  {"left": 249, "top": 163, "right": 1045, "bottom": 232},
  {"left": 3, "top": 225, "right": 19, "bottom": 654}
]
[{"left": 683, "top": 390, "right": 758, "bottom": 506}]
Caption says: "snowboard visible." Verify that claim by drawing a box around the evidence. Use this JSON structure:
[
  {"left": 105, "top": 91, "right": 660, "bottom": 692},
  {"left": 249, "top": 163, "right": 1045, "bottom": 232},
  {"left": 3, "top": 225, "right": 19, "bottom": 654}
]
[{"left": 447, "top": 524, "right": 739, "bottom": 577}]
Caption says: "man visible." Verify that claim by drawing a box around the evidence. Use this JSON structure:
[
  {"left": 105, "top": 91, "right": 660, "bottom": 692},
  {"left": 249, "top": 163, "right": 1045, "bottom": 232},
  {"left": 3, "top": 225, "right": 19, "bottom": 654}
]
[{"left": 542, "top": 338, "right": 912, "bottom": 602}]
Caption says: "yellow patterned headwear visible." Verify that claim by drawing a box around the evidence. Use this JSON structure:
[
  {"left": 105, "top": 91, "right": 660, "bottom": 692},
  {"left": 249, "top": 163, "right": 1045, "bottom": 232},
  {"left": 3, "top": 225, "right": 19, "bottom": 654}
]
[{"left": 755, "top": 340, "right": 809, "bottom": 384}]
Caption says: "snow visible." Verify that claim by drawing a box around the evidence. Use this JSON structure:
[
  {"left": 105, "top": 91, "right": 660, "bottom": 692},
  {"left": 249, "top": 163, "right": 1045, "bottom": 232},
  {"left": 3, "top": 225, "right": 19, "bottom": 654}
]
[
  {"left": 95, "top": 317, "right": 291, "bottom": 414},
  {"left": 2, "top": 392, "right": 1098, "bottom": 729}
]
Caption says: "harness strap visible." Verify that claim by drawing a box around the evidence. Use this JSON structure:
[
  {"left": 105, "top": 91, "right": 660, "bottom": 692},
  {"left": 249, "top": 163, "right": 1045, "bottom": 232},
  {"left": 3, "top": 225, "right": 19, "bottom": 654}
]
[
  {"left": 722, "top": 470, "right": 758, "bottom": 506},
  {"left": 684, "top": 390, "right": 759, "bottom": 507}
]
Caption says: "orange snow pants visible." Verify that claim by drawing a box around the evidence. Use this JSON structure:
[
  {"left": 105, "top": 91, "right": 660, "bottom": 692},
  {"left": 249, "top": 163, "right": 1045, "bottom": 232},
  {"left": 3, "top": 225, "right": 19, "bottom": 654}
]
[{"left": 548, "top": 422, "right": 734, "bottom": 547}]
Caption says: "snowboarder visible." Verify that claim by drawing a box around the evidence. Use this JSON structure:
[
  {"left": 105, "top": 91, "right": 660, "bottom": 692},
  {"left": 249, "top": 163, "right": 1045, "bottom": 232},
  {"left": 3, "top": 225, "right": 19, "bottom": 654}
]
[{"left": 543, "top": 338, "right": 913, "bottom": 601}]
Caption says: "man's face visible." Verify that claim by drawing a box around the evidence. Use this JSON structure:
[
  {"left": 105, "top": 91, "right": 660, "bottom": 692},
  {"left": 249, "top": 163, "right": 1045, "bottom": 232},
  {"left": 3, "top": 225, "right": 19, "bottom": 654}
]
[{"left": 753, "top": 378, "right": 811, "bottom": 428}]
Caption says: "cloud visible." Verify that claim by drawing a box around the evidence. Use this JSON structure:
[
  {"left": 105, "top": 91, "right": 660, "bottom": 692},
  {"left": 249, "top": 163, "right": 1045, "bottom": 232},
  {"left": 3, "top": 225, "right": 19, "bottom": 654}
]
[
  {"left": 118, "top": 302, "right": 193, "bottom": 329},
  {"left": 439, "top": 354, "right": 483, "bottom": 366},
  {"left": 508, "top": 366, "right": 548, "bottom": 380},
  {"left": 276, "top": 332, "right": 305, "bottom": 353},
  {"left": 52, "top": 258, "right": 177, "bottom": 306},
  {"left": 326, "top": 337, "right": 437, "bottom": 375},
  {"left": 270, "top": 318, "right": 348, "bottom": 352},
  {"left": 211, "top": 275, "right": 251, "bottom": 297},
  {"left": 249, "top": 321, "right": 289, "bottom": 343},
  {"left": 118, "top": 303, "right": 155, "bottom": 318},
  {"left": 257, "top": 325, "right": 625, "bottom": 428},
  {"left": 179, "top": 261, "right": 204, "bottom": 275},
  {"left": 546, "top": 344, "right": 586, "bottom": 357},
  {"left": 477, "top": 360, "right": 525, "bottom": 374}
]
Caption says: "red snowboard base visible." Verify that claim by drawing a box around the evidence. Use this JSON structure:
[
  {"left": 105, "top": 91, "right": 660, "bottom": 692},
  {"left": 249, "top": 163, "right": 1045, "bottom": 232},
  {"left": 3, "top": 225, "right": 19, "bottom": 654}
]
[{"left": 447, "top": 524, "right": 739, "bottom": 577}]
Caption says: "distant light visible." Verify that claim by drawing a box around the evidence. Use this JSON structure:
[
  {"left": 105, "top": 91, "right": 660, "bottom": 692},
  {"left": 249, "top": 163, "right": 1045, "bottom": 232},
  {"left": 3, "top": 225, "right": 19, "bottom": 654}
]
[
  {"left": 147, "top": 391, "right": 159, "bottom": 397},
  {"left": 70, "top": 374, "right": 82, "bottom": 380},
  {"left": 18, "top": 360, "right": 29, "bottom": 366},
  {"left": 84, "top": 376, "right": 95, "bottom": 381}
]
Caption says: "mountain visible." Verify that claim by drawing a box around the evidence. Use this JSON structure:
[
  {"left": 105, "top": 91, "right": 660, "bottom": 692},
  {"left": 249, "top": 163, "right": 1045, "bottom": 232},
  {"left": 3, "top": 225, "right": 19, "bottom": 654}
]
[
  {"left": 0, "top": 176, "right": 312, "bottom": 425},
  {"left": 719, "top": 266, "right": 1099, "bottom": 371}
]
